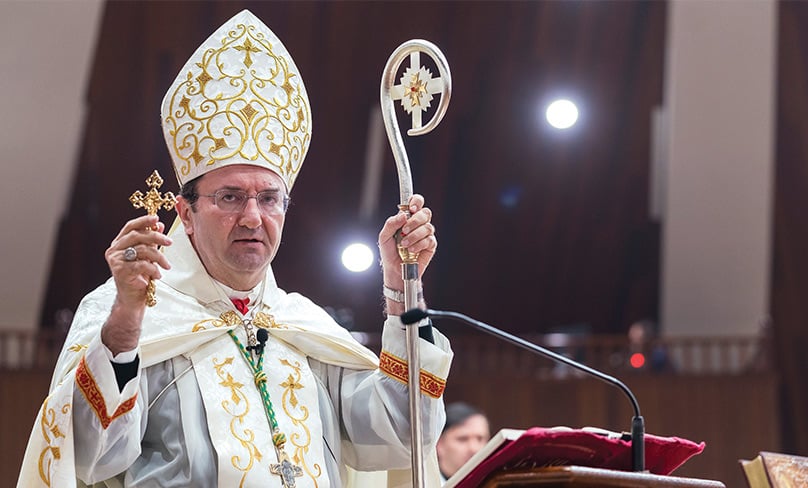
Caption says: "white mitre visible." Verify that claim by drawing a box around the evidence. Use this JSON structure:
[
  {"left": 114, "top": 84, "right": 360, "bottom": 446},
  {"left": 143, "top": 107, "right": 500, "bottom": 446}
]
[{"left": 161, "top": 9, "right": 312, "bottom": 191}]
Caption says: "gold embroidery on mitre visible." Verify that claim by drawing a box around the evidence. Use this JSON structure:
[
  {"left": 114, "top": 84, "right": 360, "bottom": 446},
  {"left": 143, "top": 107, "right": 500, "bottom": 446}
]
[
  {"left": 213, "top": 356, "right": 261, "bottom": 485},
  {"left": 279, "top": 358, "right": 321, "bottom": 485},
  {"left": 161, "top": 10, "right": 312, "bottom": 190},
  {"left": 37, "top": 398, "right": 70, "bottom": 486},
  {"left": 379, "top": 350, "right": 446, "bottom": 399}
]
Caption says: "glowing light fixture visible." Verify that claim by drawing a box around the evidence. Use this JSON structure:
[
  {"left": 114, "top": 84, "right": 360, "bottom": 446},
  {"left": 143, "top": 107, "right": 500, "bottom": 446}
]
[
  {"left": 546, "top": 99, "right": 579, "bottom": 129},
  {"left": 630, "top": 352, "right": 646, "bottom": 369},
  {"left": 341, "top": 243, "right": 374, "bottom": 272}
]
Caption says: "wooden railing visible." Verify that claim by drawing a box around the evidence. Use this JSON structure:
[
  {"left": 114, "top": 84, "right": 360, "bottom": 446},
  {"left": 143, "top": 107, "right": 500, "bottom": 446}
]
[
  {"left": 0, "top": 329, "right": 67, "bottom": 371},
  {"left": 351, "top": 330, "right": 770, "bottom": 376},
  {"left": 0, "top": 328, "right": 770, "bottom": 375}
]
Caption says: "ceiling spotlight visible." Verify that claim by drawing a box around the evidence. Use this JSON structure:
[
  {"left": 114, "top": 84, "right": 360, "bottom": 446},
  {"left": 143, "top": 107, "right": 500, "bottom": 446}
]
[
  {"left": 341, "top": 243, "right": 374, "bottom": 272},
  {"left": 546, "top": 99, "right": 579, "bottom": 129}
]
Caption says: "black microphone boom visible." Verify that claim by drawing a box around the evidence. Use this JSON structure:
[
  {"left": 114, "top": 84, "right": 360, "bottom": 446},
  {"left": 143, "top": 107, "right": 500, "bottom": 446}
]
[{"left": 402, "top": 308, "right": 646, "bottom": 472}]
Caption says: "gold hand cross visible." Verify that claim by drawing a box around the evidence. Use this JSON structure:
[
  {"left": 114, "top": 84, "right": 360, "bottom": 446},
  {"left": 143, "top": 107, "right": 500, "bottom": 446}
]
[{"left": 129, "top": 170, "right": 176, "bottom": 306}]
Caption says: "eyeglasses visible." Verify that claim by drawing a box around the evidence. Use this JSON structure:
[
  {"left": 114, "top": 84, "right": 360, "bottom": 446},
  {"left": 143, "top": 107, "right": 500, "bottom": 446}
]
[{"left": 198, "top": 189, "right": 290, "bottom": 215}]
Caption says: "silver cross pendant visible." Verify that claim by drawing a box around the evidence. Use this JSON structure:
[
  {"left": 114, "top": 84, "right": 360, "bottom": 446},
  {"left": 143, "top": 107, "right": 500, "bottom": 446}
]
[{"left": 270, "top": 450, "right": 303, "bottom": 487}]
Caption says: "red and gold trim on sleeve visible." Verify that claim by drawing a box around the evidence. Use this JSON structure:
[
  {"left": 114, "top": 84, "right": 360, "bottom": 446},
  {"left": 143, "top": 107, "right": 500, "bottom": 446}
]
[
  {"left": 379, "top": 350, "right": 446, "bottom": 399},
  {"left": 75, "top": 356, "right": 138, "bottom": 429}
]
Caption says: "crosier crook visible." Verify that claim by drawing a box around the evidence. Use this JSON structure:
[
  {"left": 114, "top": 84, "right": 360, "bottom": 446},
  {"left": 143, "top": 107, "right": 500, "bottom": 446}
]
[{"left": 380, "top": 39, "right": 451, "bottom": 488}]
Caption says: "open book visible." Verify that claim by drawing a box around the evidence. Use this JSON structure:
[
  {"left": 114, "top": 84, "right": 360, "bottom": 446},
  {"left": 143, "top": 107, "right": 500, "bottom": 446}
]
[
  {"left": 740, "top": 451, "right": 808, "bottom": 488},
  {"left": 444, "top": 426, "right": 706, "bottom": 488}
]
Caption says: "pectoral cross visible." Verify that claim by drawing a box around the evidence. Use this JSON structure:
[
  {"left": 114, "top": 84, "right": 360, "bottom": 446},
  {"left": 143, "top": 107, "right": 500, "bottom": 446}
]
[
  {"left": 129, "top": 170, "right": 176, "bottom": 306},
  {"left": 270, "top": 450, "right": 303, "bottom": 488}
]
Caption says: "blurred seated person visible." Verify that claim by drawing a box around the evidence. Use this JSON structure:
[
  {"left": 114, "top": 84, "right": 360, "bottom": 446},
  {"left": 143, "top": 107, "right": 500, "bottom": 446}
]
[{"left": 436, "top": 402, "right": 491, "bottom": 482}]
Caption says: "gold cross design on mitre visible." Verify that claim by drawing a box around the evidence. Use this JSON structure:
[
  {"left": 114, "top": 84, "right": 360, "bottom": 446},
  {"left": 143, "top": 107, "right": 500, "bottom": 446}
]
[
  {"left": 270, "top": 450, "right": 304, "bottom": 488},
  {"left": 390, "top": 51, "right": 445, "bottom": 131},
  {"left": 235, "top": 38, "right": 261, "bottom": 68},
  {"left": 129, "top": 170, "right": 176, "bottom": 306}
]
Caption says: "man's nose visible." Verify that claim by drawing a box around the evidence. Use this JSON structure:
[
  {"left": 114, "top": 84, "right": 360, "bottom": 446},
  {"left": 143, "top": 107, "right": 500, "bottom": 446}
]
[{"left": 238, "top": 197, "right": 263, "bottom": 228}]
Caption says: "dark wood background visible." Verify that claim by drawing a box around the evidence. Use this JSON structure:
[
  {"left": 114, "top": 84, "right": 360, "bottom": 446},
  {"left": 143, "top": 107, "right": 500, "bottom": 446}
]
[
  {"left": 36, "top": 0, "right": 808, "bottom": 478},
  {"left": 41, "top": 0, "right": 664, "bottom": 335}
]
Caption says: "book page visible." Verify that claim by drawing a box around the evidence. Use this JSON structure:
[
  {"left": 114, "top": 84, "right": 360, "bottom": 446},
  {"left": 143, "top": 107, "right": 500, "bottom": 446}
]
[{"left": 443, "top": 428, "right": 524, "bottom": 488}]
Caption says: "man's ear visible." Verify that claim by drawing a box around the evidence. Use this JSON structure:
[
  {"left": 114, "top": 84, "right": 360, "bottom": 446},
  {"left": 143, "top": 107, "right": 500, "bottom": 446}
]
[{"left": 175, "top": 196, "right": 194, "bottom": 235}]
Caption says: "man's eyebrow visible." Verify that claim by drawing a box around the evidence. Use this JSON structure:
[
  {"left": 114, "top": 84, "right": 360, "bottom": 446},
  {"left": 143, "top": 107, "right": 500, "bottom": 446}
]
[{"left": 215, "top": 185, "right": 284, "bottom": 193}]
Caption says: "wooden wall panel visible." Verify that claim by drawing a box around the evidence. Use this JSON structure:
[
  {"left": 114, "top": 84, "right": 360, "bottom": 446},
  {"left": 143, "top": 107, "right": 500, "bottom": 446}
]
[
  {"left": 772, "top": 1, "right": 808, "bottom": 455},
  {"left": 444, "top": 374, "right": 779, "bottom": 488},
  {"left": 0, "top": 371, "right": 52, "bottom": 487},
  {"left": 41, "top": 0, "right": 665, "bottom": 336}
]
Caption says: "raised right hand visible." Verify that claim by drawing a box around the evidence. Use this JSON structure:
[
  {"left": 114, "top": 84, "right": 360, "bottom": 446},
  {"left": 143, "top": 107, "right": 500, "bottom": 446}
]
[{"left": 101, "top": 215, "right": 172, "bottom": 355}]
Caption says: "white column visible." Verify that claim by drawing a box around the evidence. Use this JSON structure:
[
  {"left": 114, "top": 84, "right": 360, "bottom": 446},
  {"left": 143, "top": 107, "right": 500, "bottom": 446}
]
[{"left": 661, "top": 0, "right": 776, "bottom": 337}]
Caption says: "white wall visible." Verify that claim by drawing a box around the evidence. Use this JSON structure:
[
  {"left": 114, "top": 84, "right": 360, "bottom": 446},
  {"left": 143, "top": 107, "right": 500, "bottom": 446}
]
[
  {"left": 661, "top": 0, "right": 776, "bottom": 337},
  {"left": 0, "top": 0, "right": 103, "bottom": 330}
]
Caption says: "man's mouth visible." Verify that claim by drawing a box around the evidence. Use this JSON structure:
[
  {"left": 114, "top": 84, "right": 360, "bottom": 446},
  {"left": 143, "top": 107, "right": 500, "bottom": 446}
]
[{"left": 233, "top": 237, "right": 264, "bottom": 245}]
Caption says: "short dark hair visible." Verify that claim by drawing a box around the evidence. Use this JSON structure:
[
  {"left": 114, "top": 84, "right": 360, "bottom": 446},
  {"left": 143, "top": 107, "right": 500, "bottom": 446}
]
[
  {"left": 443, "top": 402, "right": 485, "bottom": 433},
  {"left": 179, "top": 176, "right": 201, "bottom": 206}
]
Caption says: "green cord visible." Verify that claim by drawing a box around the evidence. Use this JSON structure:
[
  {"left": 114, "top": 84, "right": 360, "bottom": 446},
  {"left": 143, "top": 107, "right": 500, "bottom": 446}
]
[{"left": 227, "top": 330, "right": 287, "bottom": 449}]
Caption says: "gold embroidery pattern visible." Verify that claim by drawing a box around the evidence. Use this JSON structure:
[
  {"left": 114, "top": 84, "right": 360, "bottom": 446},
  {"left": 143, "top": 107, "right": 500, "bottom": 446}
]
[
  {"left": 254, "top": 311, "right": 286, "bottom": 330},
  {"left": 75, "top": 356, "right": 138, "bottom": 429},
  {"left": 379, "top": 350, "right": 446, "bottom": 399},
  {"left": 192, "top": 312, "right": 240, "bottom": 332},
  {"left": 162, "top": 16, "right": 311, "bottom": 189},
  {"left": 213, "top": 356, "right": 261, "bottom": 487},
  {"left": 37, "top": 398, "right": 70, "bottom": 486},
  {"left": 67, "top": 343, "right": 87, "bottom": 353},
  {"left": 279, "top": 358, "right": 321, "bottom": 486},
  {"left": 193, "top": 311, "right": 285, "bottom": 333}
]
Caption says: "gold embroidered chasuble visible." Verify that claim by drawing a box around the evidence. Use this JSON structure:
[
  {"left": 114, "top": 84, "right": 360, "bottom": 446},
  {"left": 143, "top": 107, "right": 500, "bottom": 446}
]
[
  {"left": 17, "top": 224, "right": 452, "bottom": 487},
  {"left": 190, "top": 323, "right": 330, "bottom": 487}
]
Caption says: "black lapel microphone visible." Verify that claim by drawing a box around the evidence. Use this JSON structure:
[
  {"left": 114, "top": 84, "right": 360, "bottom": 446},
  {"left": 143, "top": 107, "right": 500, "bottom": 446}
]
[{"left": 248, "top": 328, "right": 269, "bottom": 356}]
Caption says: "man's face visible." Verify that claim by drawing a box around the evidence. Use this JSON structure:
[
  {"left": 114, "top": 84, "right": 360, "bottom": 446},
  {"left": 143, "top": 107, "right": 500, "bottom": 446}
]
[
  {"left": 176, "top": 165, "right": 287, "bottom": 290},
  {"left": 436, "top": 414, "right": 491, "bottom": 478}
]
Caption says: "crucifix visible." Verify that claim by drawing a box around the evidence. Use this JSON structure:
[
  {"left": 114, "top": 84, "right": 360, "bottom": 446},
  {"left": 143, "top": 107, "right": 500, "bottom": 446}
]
[
  {"left": 129, "top": 170, "right": 176, "bottom": 306},
  {"left": 269, "top": 448, "right": 303, "bottom": 487}
]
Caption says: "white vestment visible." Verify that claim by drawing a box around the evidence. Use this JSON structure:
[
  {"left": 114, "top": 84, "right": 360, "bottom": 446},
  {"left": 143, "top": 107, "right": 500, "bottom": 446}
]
[{"left": 18, "top": 226, "right": 452, "bottom": 487}]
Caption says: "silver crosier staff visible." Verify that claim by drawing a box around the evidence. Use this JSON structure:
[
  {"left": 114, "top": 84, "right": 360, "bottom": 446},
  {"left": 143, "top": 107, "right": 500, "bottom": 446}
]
[{"left": 380, "top": 40, "right": 451, "bottom": 488}]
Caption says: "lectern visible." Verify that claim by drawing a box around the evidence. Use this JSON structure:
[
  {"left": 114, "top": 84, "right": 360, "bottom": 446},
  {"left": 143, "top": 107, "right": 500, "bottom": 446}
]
[{"left": 481, "top": 465, "right": 726, "bottom": 487}]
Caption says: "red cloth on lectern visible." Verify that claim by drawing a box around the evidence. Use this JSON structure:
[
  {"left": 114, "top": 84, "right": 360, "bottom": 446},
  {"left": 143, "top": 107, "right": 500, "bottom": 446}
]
[{"left": 454, "top": 427, "right": 705, "bottom": 488}]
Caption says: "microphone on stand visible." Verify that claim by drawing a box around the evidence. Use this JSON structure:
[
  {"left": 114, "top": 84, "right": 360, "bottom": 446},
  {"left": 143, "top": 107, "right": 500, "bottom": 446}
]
[{"left": 400, "top": 308, "right": 646, "bottom": 472}]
